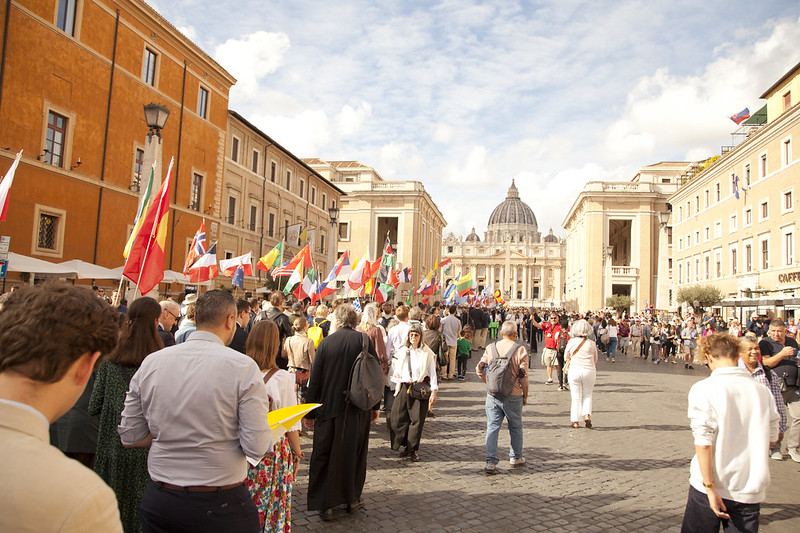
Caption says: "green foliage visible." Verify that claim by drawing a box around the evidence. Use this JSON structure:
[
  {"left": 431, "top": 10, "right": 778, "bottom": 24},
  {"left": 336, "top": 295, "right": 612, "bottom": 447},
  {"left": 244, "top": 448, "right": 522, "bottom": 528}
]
[
  {"left": 676, "top": 284, "right": 723, "bottom": 315},
  {"left": 606, "top": 294, "right": 633, "bottom": 315}
]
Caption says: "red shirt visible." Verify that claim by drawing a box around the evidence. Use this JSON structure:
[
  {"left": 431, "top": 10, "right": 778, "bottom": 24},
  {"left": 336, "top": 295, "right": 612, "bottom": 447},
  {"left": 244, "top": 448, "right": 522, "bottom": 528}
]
[{"left": 542, "top": 322, "right": 561, "bottom": 349}]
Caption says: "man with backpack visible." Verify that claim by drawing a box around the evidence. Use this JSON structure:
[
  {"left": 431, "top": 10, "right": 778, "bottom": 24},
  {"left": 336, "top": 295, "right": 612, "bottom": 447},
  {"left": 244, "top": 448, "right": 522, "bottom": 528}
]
[{"left": 476, "top": 321, "right": 529, "bottom": 474}]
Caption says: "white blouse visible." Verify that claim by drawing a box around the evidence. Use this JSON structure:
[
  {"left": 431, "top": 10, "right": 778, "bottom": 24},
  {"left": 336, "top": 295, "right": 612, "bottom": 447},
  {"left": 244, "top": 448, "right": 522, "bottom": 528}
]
[
  {"left": 262, "top": 369, "right": 301, "bottom": 433},
  {"left": 390, "top": 345, "right": 439, "bottom": 396},
  {"left": 564, "top": 337, "right": 598, "bottom": 372}
]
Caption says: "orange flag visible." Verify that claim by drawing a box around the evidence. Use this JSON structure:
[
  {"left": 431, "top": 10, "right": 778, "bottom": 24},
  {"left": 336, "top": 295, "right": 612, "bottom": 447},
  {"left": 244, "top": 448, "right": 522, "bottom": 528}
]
[{"left": 123, "top": 158, "right": 174, "bottom": 294}]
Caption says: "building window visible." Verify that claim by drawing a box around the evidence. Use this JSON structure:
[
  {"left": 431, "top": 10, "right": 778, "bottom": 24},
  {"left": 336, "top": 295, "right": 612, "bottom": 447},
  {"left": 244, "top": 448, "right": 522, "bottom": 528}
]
[
  {"left": 745, "top": 243, "right": 752, "bottom": 272},
  {"left": 761, "top": 238, "right": 769, "bottom": 270},
  {"left": 270, "top": 161, "right": 276, "bottom": 182},
  {"left": 249, "top": 205, "right": 257, "bottom": 231},
  {"left": 730, "top": 214, "right": 737, "bottom": 233},
  {"left": 322, "top": 193, "right": 327, "bottom": 210},
  {"left": 784, "top": 91, "right": 792, "bottom": 111},
  {"left": 704, "top": 190, "right": 709, "bottom": 208},
  {"left": 785, "top": 231, "right": 795, "bottom": 266},
  {"left": 714, "top": 221, "right": 721, "bottom": 239},
  {"left": 132, "top": 148, "right": 144, "bottom": 191},
  {"left": 784, "top": 190, "right": 793, "bottom": 212},
  {"left": 695, "top": 259, "right": 700, "bottom": 281},
  {"left": 142, "top": 48, "right": 157, "bottom": 86},
  {"left": 744, "top": 208, "right": 752, "bottom": 226},
  {"left": 686, "top": 201, "right": 691, "bottom": 217},
  {"left": 45, "top": 111, "right": 67, "bottom": 168},
  {"left": 338, "top": 221, "right": 350, "bottom": 240},
  {"left": 268, "top": 213, "right": 275, "bottom": 237},
  {"left": 744, "top": 164, "right": 751, "bottom": 187},
  {"left": 678, "top": 263, "right": 682, "bottom": 284},
  {"left": 715, "top": 183, "right": 720, "bottom": 202},
  {"left": 231, "top": 137, "right": 239, "bottom": 162},
  {"left": 782, "top": 138, "right": 792, "bottom": 167},
  {"left": 320, "top": 232, "right": 326, "bottom": 254},
  {"left": 252, "top": 150, "right": 259, "bottom": 173},
  {"left": 678, "top": 206, "right": 682, "bottom": 221},
  {"left": 695, "top": 230, "right": 700, "bottom": 244},
  {"left": 759, "top": 153, "right": 767, "bottom": 178},
  {"left": 299, "top": 179, "right": 304, "bottom": 199},
  {"left": 760, "top": 200, "right": 769, "bottom": 221},
  {"left": 197, "top": 87, "right": 209, "bottom": 119},
  {"left": 190, "top": 174, "right": 202, "bottom": 211},
  {"left": 37, "top": 213, "right": 58, "bottom": 250},
  {"left": 678, "top": 238, "right": 683, "bottom": 252},
  {"left": 667, "top": 226, "right": 672, "bottom": 245},
  {"left": 56, "top": 0, "right": 77, "bottom": 36},
  {"left": 285, "top": 170, "right": 291, "bottom": 190},
  {"left": 704, "top": 226, "right": 710, "bottom": 242},
  {"left": 686, "top": 234, "right": 691, "bottom": 247},
  {"left": 731, "top": 248, "right": 738, "bottom": 275},
  {"left": 715, "top": 251, "right": 721, "bottom": 278},
  {"left": 695, "top": 195, "right": 700, "bottom": 212},
  {"left": 704, "top": 255, "right": 710, "bottom": 280},
  {"left": 311, "top": 186, "right": 316, "bottom": 205},
  {"left": 227, "top": 196, "right": 236, "bottom": 224}
]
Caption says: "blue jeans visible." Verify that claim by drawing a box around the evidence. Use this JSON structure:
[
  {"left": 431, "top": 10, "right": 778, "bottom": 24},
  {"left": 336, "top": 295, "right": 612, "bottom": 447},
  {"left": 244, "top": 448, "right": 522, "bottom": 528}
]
[
  {"left": 484, "top": 394, "right": 523, "bottom": 464},
  {"left": 607, "top": 337, "right": 618, "bottom": 360}
]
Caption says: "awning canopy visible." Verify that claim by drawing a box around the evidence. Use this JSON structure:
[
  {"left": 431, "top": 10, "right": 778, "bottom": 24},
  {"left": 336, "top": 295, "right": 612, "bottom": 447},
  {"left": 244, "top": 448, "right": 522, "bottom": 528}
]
[
  {"left": 58, "top": 259, "right": 121, "bottom": 280},
  {"left": 6, "top": 253, "right": 75, "bottom": 275}
]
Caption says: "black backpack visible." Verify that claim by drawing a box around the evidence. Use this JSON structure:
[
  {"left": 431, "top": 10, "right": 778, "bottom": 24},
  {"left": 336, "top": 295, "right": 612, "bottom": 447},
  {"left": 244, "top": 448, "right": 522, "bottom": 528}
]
[
  {"left": 344, "top": 333, "right": 385, "bottom": 411},
  {"left": 557, "top": 331, "right": 568, "bottom": 352}
]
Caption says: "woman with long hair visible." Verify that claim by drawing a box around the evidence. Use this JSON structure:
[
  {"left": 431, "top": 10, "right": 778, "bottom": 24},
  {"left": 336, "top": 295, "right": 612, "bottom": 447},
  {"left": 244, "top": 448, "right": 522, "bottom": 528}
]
[
  {"left": 245, "top": 320, "right": 303, "bottom": 532},
  {"left": 388, "top": 323, "right": 439, "bottom": 461},
  {"left": 564, "top": 319, "right": 598, "bottom": 429},
  {"left": 90, "top": 296, "right": 163, "bottom": 533}
]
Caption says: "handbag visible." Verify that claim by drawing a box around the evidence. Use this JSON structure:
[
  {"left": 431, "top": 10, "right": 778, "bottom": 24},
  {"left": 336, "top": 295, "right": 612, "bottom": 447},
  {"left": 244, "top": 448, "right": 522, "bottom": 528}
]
[
  {"left": 293, "top": 369, "right": 309, "bottom": 386},
  {"left": 406, "top": 350, "right": 432, "bottom": 401}
]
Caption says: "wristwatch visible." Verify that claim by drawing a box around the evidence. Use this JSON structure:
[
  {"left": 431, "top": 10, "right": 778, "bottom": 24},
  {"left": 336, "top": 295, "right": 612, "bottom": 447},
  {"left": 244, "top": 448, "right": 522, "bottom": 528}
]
[{"left": 702, "top": 481, "right": 715, "bottom": 489}]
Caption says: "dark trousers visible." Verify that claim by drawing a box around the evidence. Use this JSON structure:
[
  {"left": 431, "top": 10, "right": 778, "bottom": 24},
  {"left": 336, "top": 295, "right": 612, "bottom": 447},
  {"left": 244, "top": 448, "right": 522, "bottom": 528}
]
[
  {"left": 555, "top": 350, "right": 566, "bottom": 387},
  {"left": 389, "top": 385, "right": 429, "bottom": 452},
  {"left": 457, "top": 355, "right": 468, "bottom": 377},
  {"left": 681, "top": 485, "right": 760, "bottom": 533},
  {"left": 140, "top": 481, "right": 259, "bottom": 533}
]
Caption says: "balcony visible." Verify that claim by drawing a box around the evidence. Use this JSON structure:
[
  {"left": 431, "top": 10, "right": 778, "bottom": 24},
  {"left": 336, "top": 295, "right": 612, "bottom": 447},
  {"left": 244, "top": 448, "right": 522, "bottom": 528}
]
[{"left": 611, "top": 266, "right": 639, "bottom": 279}]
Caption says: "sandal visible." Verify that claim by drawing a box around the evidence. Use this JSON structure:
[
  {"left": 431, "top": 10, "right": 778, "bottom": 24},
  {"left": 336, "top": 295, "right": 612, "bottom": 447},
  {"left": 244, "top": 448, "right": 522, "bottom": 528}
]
[
  {"left": 584, "top": 418, "right": 592, "bottom": 428},
  {"left": 571, "top": 422, "right": 580, "bottom": 429}
]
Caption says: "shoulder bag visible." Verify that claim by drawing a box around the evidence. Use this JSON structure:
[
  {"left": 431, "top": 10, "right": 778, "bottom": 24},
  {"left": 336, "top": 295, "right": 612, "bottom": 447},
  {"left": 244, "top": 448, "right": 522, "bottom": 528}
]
[
  {"left": 563, "top": 338, "right": 587, "bottom": 374},
  {"left": 406, "top": 349, "right": 432, "bottom": 401}
]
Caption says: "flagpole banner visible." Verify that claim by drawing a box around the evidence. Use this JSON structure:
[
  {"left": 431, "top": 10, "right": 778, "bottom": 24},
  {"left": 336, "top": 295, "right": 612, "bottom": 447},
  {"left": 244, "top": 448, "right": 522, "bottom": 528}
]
[
  {"left": 286, "top": 223, "right": 301, "bottom": 245},
  {"left": 0, "top": 150, "right": 23, "bottom": 222}
]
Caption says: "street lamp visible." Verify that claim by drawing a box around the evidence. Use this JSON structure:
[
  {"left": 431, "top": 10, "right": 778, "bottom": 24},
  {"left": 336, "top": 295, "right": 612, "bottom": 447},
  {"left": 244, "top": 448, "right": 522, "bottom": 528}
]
[
  {"left": 327, "top": 205, "right": 340, "bottom": 278},
  {"left": 658, "top": 209, "right": 670, "bottom": 228},
  {"left": 143, "top": 102, "right": 170, "bottom": 139}
]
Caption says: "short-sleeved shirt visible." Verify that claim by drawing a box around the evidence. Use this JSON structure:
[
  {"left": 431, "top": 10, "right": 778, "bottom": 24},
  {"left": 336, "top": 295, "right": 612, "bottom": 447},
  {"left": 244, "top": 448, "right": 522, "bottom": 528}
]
[
  {"left": 760, "top": 336, "right": 799, "bottom": 388},
  {"left": 457, "top": 337, "right": 471, "bottom": 358},
  {"left": 542, "top": 322, "right": 561, "bottom": 349},
  {"left": 476, "top": 339, "right": 528, "bottom": 396}
]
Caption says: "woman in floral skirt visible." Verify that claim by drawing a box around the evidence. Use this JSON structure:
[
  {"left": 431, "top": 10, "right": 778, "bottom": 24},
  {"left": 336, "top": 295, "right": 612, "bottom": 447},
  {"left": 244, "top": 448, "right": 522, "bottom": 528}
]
[{"left": 245, "top": 320, "right": 303, "bottom": 532}]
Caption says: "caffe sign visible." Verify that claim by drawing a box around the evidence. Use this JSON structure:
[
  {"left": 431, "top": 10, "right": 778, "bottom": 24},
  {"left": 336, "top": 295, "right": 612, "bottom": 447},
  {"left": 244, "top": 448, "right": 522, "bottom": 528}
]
[{"left": 778, "top": 271, "right": 800, "bottom": 283}]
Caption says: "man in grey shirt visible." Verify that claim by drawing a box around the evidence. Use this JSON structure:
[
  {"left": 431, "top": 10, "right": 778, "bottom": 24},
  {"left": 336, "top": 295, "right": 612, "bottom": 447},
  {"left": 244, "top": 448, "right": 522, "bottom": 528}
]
[
  {"left": 441, "top": 305, "right": 462, "bottom": 380},
  {"left": 119, "top": 290, "right": 271, "bottom": 533}
]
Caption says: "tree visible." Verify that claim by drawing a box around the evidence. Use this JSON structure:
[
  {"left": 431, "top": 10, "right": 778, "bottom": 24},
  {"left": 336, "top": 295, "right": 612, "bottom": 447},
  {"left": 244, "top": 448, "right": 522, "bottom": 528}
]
[
  {"left": 606, "top": 294, "right": 633, "bottom": 317},
  {"left": 676, "top": 284, "right": 723, "bottom": 316}
]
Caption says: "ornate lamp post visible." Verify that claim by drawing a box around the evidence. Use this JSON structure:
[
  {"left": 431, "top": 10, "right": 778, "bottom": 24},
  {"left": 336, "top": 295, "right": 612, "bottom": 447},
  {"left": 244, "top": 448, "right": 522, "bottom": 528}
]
[
  {"left": 141, "top": 102, "right": 170, "bottom": 193},
  {"left": 327, "top": 205, "right": 339, "bottom": 278}
]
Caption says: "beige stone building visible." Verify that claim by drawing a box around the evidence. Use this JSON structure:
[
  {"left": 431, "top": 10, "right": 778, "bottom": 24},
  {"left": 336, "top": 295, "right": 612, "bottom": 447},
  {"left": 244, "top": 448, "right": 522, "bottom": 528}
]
[
  {"left": 562, "top": 162, "right": 695, "bottom": 313},
  {"left": 303, "top": 159, "right": 446, "bottom": 301},
  {"left": 441, "top": 180, "right": 566, "bottom": 307},
  {"left": 670, "top": 62, "right": 800, "bottom": 320},
  {"left": 218, "top": 112, "right": 344, "bottom": 293}
]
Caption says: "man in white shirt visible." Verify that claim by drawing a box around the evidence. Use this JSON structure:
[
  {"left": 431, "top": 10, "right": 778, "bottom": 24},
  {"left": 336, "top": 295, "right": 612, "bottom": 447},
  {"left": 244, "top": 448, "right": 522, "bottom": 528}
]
[
  {"left": 119, "top": 290, "right": 271, "bottom": 533},
  {"left": 681, "top": 333, "right": 779, "bottom": 533}
]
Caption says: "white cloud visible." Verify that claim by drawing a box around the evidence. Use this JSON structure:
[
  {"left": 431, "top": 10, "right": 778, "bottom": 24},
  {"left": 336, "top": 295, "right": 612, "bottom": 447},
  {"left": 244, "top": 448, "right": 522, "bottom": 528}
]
[
  {"left": 445, "top": 146, "right": 491, "bottom": 187},
  {"left": 336, "top": 102, "right": 372, "bottom": 137},
  {"left": 248, "top": 109, "right": 331, "bottom": 156},
  {"left": 377, "top": 142, "right": 424, "bottom": 178},
  {"left": 431, "top": 123, "right": 455, "bottom": 143},
  {"left": 214, "top": 31, "right": 290, "bottom": 102},
  {"left": 177, "top": 25, "right": 197, "bottom": 43}
]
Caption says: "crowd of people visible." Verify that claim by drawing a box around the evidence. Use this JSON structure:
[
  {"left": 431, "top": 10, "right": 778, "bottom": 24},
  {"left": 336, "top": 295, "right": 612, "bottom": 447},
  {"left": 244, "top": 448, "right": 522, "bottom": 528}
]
[{"left": 0, "top": 281, "right": 797, "bottom": 532}]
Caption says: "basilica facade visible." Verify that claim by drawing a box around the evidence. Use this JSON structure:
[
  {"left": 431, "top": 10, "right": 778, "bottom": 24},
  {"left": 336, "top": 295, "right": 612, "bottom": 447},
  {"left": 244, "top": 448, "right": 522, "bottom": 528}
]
[{"left": 441, "top": 181, "right": 566, "bottom": 307}]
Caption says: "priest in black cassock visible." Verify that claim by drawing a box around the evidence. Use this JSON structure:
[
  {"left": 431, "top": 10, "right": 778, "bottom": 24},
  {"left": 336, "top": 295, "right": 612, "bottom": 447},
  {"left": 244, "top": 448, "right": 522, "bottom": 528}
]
[{"left": 306, "top": 304, "right": 381, "bottom": 521}]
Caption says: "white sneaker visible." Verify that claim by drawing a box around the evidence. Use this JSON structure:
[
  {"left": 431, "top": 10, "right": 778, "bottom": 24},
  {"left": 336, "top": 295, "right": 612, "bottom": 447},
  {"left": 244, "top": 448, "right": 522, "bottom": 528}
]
[
  {"left": 788, "top": 448, "right": 800, "bottom": 463},
  {"left": 509, "top": 457, "right": 526, "bottom": 466},
  {"left": 546, "top": 379, "right": 553, "bottom": 384},
  {"left": 770, "top": 450, "right": 785, "bottom": 461},
  {"left": 485, "top": 462, "right": 497, "bottom": 473}
]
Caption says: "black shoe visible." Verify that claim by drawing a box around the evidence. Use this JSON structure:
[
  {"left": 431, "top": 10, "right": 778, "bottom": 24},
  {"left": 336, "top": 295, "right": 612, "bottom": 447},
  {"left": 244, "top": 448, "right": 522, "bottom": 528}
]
[
  {"left": 685, "top": 363, "right": 689, "bottom": 369},
  {"left": 427, "top": 410, "right": 435, "bottom": 418},
  {"left": 688, "top": 365, "right": 694, "bottom": 369},
  {"left": 346, "top": 500, "right": 363, "bottom": 513},
  {"left": 320, "top": 508, "right": 334, "bottom": 521},
  {"left": 409, "top": 450, "right": 420, "bottom": 462}
]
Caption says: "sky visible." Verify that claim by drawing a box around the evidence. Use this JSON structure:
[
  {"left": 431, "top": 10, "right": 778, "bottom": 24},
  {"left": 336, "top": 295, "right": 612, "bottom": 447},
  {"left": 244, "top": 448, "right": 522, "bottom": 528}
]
[{"left": 147, "top": 0, "right": 800, "bottom": 240}]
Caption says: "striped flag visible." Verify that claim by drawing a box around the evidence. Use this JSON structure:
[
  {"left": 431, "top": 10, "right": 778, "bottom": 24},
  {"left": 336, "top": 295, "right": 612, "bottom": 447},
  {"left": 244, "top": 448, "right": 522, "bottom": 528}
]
[
  {"left": 187, "top": 243, "right": 219, "bottom": 283},
  {"left": 317, "top": 250, "right": 350, "bottom": 299},
  {"left": 0, "top": 150, "right": 23, "bottom": 222},
  {"left": 219, "top": 251, "right": 253, "bottom": 276},
  {"left": 257, "top": 240, "right": 284, "bottom": 272},
  {"left": 182, "top": 220, "right": 207, "bottom": 274},
  {"left": 283, "top": 261, "right": 303, "bottom": 295},
  {"left": 272, "top": 244, "right": 311, "bottom": 279},
  {"left": 398, "top": 267, "right": 413, "bottom": 283},
  {"left": 123, "top": 164, "right": 155, "bottom": 258}
]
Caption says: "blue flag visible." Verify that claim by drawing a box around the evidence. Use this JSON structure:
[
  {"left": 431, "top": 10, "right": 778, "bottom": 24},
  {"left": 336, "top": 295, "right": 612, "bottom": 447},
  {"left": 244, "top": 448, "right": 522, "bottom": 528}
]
[
  {"left": 352, "top": 297, "right": 362, "bottom": 313},
  {"left": 232, "top": 265, "right": 244, "bottom": 289}
]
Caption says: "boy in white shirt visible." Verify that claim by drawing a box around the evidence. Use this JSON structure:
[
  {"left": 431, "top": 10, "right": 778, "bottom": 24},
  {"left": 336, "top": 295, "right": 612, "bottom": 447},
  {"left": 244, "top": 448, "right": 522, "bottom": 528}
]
[{"left": 681, "top": 333, "right": 780, "bottom": 533}]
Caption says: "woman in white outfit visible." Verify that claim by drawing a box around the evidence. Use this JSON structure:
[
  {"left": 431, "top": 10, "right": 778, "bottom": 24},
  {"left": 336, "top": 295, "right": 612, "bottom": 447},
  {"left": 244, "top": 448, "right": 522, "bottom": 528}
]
[{"left": 564, "top": 319, "right": 599, "bottom": 429}]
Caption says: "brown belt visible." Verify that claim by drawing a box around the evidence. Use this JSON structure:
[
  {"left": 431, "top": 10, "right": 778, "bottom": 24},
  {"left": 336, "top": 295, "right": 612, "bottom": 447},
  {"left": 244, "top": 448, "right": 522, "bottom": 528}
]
[{"left": 153, "top": 480, "right": 244, "bottom": 492}]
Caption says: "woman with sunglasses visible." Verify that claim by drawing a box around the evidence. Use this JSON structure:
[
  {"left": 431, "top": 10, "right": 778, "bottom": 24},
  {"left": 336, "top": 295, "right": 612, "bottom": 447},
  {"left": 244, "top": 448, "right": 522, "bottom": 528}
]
[{"left": 388, "top": 323, "right": 439, "bottom": 461}]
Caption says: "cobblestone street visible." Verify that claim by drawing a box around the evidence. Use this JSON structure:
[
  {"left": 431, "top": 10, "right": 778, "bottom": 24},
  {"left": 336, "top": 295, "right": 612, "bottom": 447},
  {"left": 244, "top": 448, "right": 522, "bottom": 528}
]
[{"left": 292, "top": 346, "right": 800, "bottom": 533}]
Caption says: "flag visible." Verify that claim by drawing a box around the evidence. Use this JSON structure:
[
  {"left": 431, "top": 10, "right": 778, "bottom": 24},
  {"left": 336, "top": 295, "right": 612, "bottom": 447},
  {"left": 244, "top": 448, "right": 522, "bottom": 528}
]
[
  {"left": 364, "top": 277, "right": 374, "bottom": 297},
  {"left": 439, "top": 257, "right": 452, "bottom": 274},
  {"left": 272, "top": 244, "right": 311, "bottom": 278},
  {"left": 455, "top": 273, "right": 474, "bottom": 296},
  {"left": 122, "top": 158, "right": 174, "bottom": 294},
  {"left": 317, "top": 250, "right": 350, "bottom": 299},
  {"left": 405, "top": 291, "right": 412, "bottom": 306},
  {"left": 377, "top": 237, "right": 393, "bottom": 284},
  {"left": 0, "top": 150, "right": 23, "bottom": 222},
  {"left": 232, "top": 265, "right": 245, "bottom": 289},
  {"left": 347, "top": 251, "right": 369, "bottom": 290},
  {"left": 730, "top": 108, "right": 750, "bottom": 125},
  {"left": 352, "top": 298, "right": 362, "bottom": 313},
  {"left": 286, "top": 223, "right": 301, "bottom": 245},
  {"left": 295, "top": 267, "right": 318, "bottom": 301},
  {"left": 388, "top": 268, "right": 400, "bottom": 289},
  {"left": 375, "top": 283, "right": 393, "bottom": 303},
  {"left": 299, "top": 226, "right": 308, "bottom": 244},
  {"left": 306, "top": 229, "right": 315, "bottom": 249},
  {"left": 365, "top": 258, "right": 382, "bottom": 280},
  {"left": 219, "top": 251, "right": 253, "bottom": 276},
  {"left": 187, "top": 243, "right": 219, "bottom": 282},
  {"left": 257, "top": 241, "right": 284, "bottom": 272},
  {"left": 398, "top": 267, "right": 413, "bottom": 283},
  {"left": 283, "top": 261, "right": 303, "bottom": 295},
  {"left": 182, "top": 220, "right": 207, "bottom": 274},
  {"left": 123, "top": 164, "right": 155, "bottom": 258},
  {"left": 443, "top": 282, "right": 456, "bottom": 303},
  {"left": 732, "top": 174, "right": 740, "bottom": 200}
]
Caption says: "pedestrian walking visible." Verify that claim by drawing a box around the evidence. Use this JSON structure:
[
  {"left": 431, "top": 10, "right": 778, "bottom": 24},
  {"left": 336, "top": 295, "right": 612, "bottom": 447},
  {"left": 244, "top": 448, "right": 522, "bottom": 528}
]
[{"left": 564, "top": 319, "right": 598, "bottom": 429}]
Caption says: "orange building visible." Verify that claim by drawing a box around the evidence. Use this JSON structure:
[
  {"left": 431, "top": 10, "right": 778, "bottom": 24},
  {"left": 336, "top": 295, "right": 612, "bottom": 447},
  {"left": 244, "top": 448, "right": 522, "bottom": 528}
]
[{"left": 0, "top": 0, "right": 234, "bottom": 293}]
